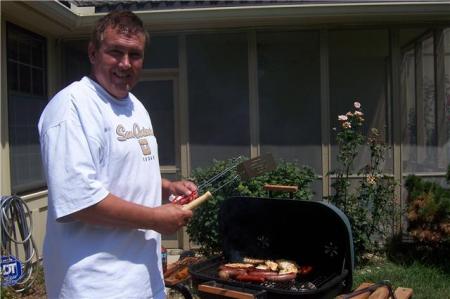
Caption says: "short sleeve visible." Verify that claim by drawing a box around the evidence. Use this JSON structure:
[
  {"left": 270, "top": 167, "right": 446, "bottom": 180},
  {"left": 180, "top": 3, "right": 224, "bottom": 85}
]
[{"left": 40, "top": 116, "right": 109, "bottom": 221}]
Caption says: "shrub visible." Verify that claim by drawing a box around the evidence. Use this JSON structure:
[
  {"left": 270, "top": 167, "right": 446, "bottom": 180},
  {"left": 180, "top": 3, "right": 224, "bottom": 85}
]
[
  {"left": 186, "top": 157, "right": 316, "bottom": 256},
  {"left": 327, "top": 101, "right": 397, "bottom": 262},
  {"left": 385, "top": 141, "right": 449, "bottom": 269},
  {"left": 404, "top": 175, "right": 450, "bottom": 247}
]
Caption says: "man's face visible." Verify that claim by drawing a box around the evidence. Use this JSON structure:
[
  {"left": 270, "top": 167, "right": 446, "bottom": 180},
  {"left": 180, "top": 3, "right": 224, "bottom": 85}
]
[{"left": 88, "top": 26, "right": 145, "bottom": 99}]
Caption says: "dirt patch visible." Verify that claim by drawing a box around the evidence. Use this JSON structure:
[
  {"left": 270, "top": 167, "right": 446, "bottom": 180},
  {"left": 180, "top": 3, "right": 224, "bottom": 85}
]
[{"left": 1, "top": 266, "right": 46, "bottom": 299}]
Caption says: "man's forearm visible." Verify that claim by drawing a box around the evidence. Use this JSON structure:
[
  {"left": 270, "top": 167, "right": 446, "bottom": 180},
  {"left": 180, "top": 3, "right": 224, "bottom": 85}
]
[{"left": 71, "top": 193, "right": 157, "bottom": 229}]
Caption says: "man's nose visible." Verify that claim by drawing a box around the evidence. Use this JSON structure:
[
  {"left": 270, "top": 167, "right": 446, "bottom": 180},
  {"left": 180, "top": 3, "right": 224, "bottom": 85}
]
[{"left": 119, "top": 54, "right": 131, "bottom": 69}]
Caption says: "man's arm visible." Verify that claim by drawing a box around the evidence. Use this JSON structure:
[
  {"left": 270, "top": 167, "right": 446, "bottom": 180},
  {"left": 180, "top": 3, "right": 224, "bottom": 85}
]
[{"left": 71, "top": 193, "right": 192, "bottom": 235}]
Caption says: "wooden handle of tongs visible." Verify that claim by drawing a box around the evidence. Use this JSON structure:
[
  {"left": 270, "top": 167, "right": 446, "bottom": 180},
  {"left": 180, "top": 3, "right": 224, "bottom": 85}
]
[{"left": 182, "top": 191, "right": 213, "bottom": 210}]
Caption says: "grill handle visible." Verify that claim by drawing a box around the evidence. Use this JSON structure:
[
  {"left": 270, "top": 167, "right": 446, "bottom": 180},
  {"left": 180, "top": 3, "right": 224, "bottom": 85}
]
[
  {"left": 198, "top": 281, "right": 267, "bottom": 299},
  {"left": 263, "top": 184, "right": 298, "bottom": 199}
]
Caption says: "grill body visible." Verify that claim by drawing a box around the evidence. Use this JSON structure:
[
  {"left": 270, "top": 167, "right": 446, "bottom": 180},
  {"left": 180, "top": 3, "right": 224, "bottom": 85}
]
[{"left": 189, "top": 197, "right": 354, "bottom": 298}]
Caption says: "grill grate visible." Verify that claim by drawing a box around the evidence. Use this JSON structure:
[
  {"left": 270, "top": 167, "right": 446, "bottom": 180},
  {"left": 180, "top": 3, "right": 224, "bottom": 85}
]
[
  {"left": 192, "top": 257, "right": 344, "bottom": 294},
  {"left": 261, "top": 272, "right": 341, "bottom": 291}
]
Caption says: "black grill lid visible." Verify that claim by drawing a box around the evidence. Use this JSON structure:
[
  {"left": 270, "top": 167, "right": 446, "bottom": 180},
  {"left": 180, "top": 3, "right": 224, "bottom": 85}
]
[{"left": 218, "top": 197, "right": 354, "bottom": 287}]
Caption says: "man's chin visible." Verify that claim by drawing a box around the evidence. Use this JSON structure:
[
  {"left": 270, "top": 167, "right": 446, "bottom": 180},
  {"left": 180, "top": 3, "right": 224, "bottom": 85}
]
[
  {"left": 111, "top": 84, "right": 131, "bottom": 99},
  {"left": 116, "top": 91, "right": 129, "bottom": 99},
  {"left": 106, "top": 88, "right": 127, "bottom": 99}
]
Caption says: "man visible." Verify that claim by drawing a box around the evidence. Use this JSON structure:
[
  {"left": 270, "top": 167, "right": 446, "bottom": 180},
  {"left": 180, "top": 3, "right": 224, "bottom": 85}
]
[{"left": 38, "top": 11, "right": 195, "bottom": 298}]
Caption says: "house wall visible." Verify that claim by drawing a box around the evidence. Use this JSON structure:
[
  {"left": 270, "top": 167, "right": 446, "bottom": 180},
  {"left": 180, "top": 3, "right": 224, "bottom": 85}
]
[
  {"left": 1, "top": 1, "right": 450, "bottom": 258},
  {"left": 58, "top": 25, "right": 450, "bottom": 245},
  {"left": 1, "top": 16, "right": 8, "bottom": 196},
  {"left": 0, "top": 1, "right": 69, "bottom": 261}
]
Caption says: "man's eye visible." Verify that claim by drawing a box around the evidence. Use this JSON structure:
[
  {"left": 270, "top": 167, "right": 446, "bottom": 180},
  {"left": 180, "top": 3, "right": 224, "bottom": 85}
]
[
  {"left": 130, "top": 53, "right": 143, "bottom": 59},
  {"left": 109, "top": 50, "right": 122, "bottom": 56}
]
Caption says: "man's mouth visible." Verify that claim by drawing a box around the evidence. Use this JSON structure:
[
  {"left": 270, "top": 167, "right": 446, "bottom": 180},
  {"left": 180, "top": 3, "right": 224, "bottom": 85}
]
[
  {"left": 113, "top": 72, "right": 132, "bottom": 92},
  {"left": 113, "top": 72, "right": 131, "bottom": 80},
  {"left": 114, "top": 73, "right": 130, "bottom": 79}
]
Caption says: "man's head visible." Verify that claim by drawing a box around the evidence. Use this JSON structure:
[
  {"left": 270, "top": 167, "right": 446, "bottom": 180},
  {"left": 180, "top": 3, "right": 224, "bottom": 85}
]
[{"left": 88, "top": 11, "right": 148, "bottom": 99}]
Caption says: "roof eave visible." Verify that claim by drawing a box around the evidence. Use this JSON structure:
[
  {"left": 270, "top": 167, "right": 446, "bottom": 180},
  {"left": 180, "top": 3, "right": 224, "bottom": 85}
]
[
  {"left": 76, "top": 2, "right": 450, "bottom": 33},
  {"left": 13, "top": 1, "right": 450, "bottom": 36}
]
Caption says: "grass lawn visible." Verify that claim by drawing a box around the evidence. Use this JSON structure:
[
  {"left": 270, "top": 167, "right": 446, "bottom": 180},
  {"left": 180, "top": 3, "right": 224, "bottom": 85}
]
[
  {"left": 353, "top": 258, "right": 450, "bottom": 299},
  {"left": 2, "top": 258, "right": 449, "bottom": 298}
]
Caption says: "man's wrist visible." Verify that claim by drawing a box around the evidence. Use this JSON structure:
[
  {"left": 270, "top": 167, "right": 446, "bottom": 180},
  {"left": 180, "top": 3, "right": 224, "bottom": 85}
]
[{"left": 161, "top": 178, "right": 173, "bottom": 199}]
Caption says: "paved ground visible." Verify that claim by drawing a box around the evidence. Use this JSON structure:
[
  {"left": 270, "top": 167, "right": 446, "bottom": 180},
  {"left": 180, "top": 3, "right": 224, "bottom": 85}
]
[
  {"left": 165, "top": 248, "right": 198, "bottom": 298},
  {"left": 167, "top": 248, "right": 183, "bottom": 264}
]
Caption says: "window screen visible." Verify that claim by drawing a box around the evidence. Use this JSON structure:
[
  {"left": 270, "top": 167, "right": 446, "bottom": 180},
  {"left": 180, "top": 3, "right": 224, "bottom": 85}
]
[
  {"left": 133, "top": 80, "right": 176, "bottom": 166},
  {"left": 401, "top": 28, "right": 449, "bottom": 173},
  {"left": 445, "top": 29, "right": 450, "bottom": 167},
  {"left": 419, "top": 36, "right": 438, "bottom": 171},
  {"left": 144, "top": 36, "right": 178, "bottom": 69},
  {"left": 62, "top": 39, "right": 90, "bottom": 88},
  {"left": 329, "top": 29, "right": 392, "bottom": 173},
  {"left": 187, "top": 33, "right": 250, "bottom": 168},
  {"left": 257, "top": 31, "right": 321, "bottom": 172},
  {"left": 401, "top": 47, "right": 417, "bottom": 172}
]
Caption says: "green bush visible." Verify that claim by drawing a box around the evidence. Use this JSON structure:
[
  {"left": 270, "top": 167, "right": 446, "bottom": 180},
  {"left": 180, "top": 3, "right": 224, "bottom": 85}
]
[{"left": 186, "top": 157, "right": 316, "bottom": 256}]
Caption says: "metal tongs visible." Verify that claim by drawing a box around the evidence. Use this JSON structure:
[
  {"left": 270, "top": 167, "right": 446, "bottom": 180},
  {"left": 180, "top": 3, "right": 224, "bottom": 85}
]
[
  {"left": 341, "top": 280, "right": 396, "bottom": 299},
  {"left": 171, "top": 154, "right": 277, "bottom": 210}
]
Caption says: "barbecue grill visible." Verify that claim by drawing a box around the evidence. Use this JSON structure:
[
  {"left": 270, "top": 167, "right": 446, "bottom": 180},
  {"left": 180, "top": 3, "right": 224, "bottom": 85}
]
[{"left": 189, "top": 196, "right": 354, "bottom": 298}]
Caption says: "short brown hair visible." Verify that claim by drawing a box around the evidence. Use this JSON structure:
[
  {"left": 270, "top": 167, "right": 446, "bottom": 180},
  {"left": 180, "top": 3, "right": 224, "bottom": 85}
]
[{"left": 90, "top": 10, "right": 149, "bottom": 49}]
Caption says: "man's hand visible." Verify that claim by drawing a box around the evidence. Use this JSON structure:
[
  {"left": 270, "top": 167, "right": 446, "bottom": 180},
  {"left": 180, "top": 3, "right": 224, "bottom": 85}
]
[
  {"left": 162, "top": 179, "right": 197, "bottom": 200},
  {"left": 149, "top": 204, "right": 193, "bottom": 235}
]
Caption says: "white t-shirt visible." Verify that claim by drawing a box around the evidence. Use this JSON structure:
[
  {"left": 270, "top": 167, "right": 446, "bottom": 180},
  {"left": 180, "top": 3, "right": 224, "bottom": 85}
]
[{"left": 38, "top": 77, "right": 165, "bottom": 299}]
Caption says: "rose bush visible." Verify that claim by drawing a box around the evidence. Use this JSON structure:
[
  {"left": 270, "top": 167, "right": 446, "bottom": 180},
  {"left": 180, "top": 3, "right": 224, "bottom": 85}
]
[{"left": 328, "top": 101, "right": 397, "bottom": 262}]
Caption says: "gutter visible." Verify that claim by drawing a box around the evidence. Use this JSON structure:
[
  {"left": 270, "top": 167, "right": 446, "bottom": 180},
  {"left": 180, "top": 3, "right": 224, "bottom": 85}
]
[
  {"left": 23, "top": 1, "right": 79, "bottom": 32},
  {"left": 21, "top": 1, "right": 450, "bottom": 34},
  {"left": 121, "top": 2, "right": 450, "bottom": 32}
]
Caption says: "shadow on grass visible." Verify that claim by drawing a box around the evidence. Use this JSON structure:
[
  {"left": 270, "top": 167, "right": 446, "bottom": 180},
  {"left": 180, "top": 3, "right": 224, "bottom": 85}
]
[{"left": 385, "top": 234, "right": 450, "bottom": 273}]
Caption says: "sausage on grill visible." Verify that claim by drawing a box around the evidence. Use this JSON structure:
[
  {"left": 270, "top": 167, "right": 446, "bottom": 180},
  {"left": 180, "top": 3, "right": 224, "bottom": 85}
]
[
  {"left": 218, "top": 267, "right": 247, "bottom": 280},
  {"left": 235, "top": 273, "right": 266, "bottom": 283},
  {"left": 265, "top": 272, "right": 297, "bottom": 282},
  {"left": 247, "top": 270, "right": 278, "bottom": 278}
]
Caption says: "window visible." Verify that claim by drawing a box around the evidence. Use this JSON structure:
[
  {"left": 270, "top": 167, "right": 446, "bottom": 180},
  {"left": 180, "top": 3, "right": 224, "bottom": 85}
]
[
  {"left": 445, "top": 29, "right": 450, "bottom": 165},
  {"left": 7, "top": 23, "right": 47, "bottom": 193},
  {"left": 62, "top": 39, "right": 90, "bottom": 87},
  {"left": 401, "top": 47, "right": 417, "bottom": 166},
  {"left": 420, "top": 36, "right": 437, "bottom": 170},
  {"left": 144, "top": 36, "right": 178, "bottom": 69},
  {"left": 257, "top": 31, "right": 321, "bottom": 172},
  {"left": 400, "top": 29, "right": 447, "bottom": 173},
  {"left": 187, "top": 33, "right": 250, "bottom": 168},
  {"left": 133, "top": 80, "right": 176, "bottom": 166},
  {"left": 329, "top": 29, "right": 392, "bottom": 173}
]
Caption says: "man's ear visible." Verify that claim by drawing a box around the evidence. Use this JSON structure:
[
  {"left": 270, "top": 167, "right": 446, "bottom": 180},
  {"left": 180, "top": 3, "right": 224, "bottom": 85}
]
[{"left": 88, "top": 42, "right": 96, "bottom": 64}]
